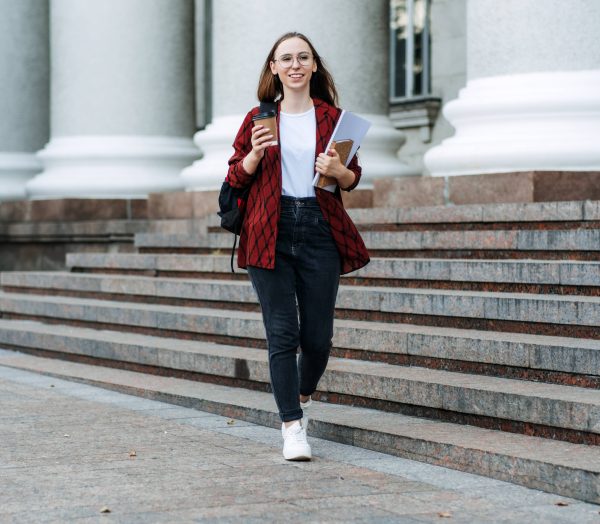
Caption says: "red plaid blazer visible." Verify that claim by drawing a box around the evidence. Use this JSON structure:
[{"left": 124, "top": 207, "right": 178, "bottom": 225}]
[{"left": 226, "top": 98, "right": 370, "bottom": 275}]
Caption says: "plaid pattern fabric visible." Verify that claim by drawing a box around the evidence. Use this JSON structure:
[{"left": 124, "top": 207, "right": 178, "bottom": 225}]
[{"left": 226, "top": 98, "right": 370, "bottom": 275}]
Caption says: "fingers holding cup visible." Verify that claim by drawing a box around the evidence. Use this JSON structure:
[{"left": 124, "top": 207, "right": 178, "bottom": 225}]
[{"left": 250, "top": 125, "right": 274, "bottom": 158}]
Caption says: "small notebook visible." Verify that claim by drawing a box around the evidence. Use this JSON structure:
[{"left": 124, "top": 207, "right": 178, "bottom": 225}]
[{"left": 313, "top": 111, "right": 372, "bottom": 192}]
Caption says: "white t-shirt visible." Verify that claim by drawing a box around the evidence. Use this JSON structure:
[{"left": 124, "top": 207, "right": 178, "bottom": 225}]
[{"left": 279, "top": 107, "right": 317, "bottom": 198}]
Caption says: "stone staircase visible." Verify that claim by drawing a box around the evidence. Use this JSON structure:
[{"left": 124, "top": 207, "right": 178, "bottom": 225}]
[{"left": 0, "top": 200, "right": 599, "bottom": 503}]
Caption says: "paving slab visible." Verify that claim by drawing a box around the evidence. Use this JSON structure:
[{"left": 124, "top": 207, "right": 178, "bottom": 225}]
[
  {"left": 0, "top": 349, "right": 598, "bottom": 506},
  {"left": 1, "top": 362, "right": 598, "bottom": 522}
]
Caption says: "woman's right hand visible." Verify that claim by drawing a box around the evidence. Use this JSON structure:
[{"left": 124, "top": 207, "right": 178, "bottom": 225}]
[{"left": 249, "top": 124, "right": 274, "bottom": 161}]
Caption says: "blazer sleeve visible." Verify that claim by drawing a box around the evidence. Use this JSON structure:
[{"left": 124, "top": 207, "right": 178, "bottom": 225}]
[
  {"left": 226, "top": 109, "right": 256, "bottom": 189},
  {"left": 342, "top": 150, "right": 362, "bottom": 192}
]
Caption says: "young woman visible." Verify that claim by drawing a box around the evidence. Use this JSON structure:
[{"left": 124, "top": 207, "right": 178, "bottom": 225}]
[{"left": 226, "top": 32, "right": 369, "bottom": 461}]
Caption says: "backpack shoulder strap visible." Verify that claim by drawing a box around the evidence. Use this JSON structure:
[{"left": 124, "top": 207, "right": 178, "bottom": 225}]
[{"left": 230, "top": 234, "right": 238, "bottom": 273}]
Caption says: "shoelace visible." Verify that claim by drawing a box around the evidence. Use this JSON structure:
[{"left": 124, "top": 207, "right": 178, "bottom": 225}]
[{"left": 284, "top": 424, "right": 306, "bottom": 443}]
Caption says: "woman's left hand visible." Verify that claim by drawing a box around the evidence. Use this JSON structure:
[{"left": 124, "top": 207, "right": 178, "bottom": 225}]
[
  {"left": 315, "top": 147, "right": 356, "bottom": 189},
  {"left": 315, "top": 148, "right": 345, "bottom": 179}
]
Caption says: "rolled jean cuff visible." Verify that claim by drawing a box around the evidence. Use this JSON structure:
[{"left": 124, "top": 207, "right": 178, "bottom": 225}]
[
  {"left": 299, "top": 388, "right": 315, "bottom": 397},
  {"left": 281, "top": 408, "right": 304, "bottom": 423}
]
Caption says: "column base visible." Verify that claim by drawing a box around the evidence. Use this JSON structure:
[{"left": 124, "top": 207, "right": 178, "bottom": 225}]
[
  {"left": 425, "top": 70, "right": 600, "bottom": 176},
  {"left": 0, "top": 153, "right": 43, "bottom": 201},
  {"left": 357, "top": 114, "right": 421, "bottom": 186},
  {"left": 27, "top": 136, "right": 200, "bottom": 199},
  {"left": 181, "top": 116, "right": 241, "bottom": 190}
]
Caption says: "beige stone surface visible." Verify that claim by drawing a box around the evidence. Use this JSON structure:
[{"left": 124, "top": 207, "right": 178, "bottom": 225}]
[
  {"left": 341, "top": 189, "right": 373, "bottom": 209},
  {"left": 449, "top": 172, "right": 535, "bottom": 205},
  {"left": 533, "top": 171, "right": 600, "bottom": 202},
  {"left": 147, "top": 191, "right": 194, "bottom": 220},
  {"left": 373, "top": 176, "right": 445, "bottom": 208}
]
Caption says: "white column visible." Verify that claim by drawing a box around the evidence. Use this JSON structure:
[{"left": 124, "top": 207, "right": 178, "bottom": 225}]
[
  {"left": 0, "top": 0, "right": 49, "bottom": 201},
  {"left": 27, "top": 0, "right": 199, "bottom": 199},
  {"left": 424, "top": 0, "right": 600, "bottom": 176},
  {"left": 194, "top": 0, "right": 209, "bottom": 130},
  {"left": 181, "top": 0, "right": 418, "bottom": 190}
]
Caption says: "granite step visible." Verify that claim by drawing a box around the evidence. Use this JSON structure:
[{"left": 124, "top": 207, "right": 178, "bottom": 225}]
[
  {"left": 0, "top": 318, "right": 599, "bottom": 442},
  {"left": 177, "top": 200, "right": 600, "bottom": 229},
  {"left": 2, "top": 276, "right": 597, "bottom": 338},
  {"left": 134, "top": 228, "right": 600, "bottom": 261},
  {"left": 61, "top": 255, "right": 600, "bottom": 293},
  {"left": 135, "top": 228, "right": 600, "bottom": 251},
  {"left": 0, "top": 348, "right": 597, "bottom": 503},
  {"left": 346, "top": 200, "right": 600, "bottom": 225},
  {"left": 0, "top": 293, "right": 598, "bottom": 385},
  {"left": 0, "top": 219, "right": 152, "bottom": 240}
]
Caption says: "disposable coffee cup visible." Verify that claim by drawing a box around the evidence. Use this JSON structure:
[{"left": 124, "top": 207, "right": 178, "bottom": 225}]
[{"left": 252, "top": 110, "right": 278, "bottom": 146}]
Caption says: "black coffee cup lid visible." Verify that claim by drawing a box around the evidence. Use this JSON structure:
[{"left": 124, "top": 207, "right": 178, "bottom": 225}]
[{"left": 252, "top": 110, "right": 276, "bottom": 120}]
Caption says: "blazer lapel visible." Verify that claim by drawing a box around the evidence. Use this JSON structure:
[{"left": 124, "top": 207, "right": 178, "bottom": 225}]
[
  {"left": 260, "top": 101, "right": 282, "bottom": 196},
  {"left": 313, "top": 98, "right": 339, "bottom": 158}
]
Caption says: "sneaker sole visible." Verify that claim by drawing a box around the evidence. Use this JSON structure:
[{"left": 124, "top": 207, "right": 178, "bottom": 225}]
[{"left": 283, "top": 452, "right": 312, "bottom": 461}]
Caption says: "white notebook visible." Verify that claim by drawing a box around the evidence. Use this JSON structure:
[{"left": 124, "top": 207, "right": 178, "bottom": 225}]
[{"left": 312, "top": 110, "right": 372, "bottom": 192}]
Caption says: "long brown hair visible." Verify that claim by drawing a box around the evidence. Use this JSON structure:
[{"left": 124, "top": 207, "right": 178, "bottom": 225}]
[{"left": 257, "top": 32, "right": 338, "bottom": 107}]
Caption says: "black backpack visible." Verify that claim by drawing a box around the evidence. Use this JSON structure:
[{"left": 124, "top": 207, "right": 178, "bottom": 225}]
[
  {"left": 217, "top": 181, "right": 249, "bottom": 236},
  {"left": 218, "top": 101, "right": 276, "bottom": 272}
]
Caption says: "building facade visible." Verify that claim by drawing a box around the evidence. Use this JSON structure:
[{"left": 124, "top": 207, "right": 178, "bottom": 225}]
[{"left": 0, "top": 0, "right": 599, "bottom": 202}]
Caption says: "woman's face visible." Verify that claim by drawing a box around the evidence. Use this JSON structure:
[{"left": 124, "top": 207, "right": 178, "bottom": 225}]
[{"left": 270, "top": 37, "right": 317, "bottom": 95}]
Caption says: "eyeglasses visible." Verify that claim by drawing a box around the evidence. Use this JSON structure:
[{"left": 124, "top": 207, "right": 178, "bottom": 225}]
[{"left": 273, "top": 53, "right": 313, "bottom": 69}]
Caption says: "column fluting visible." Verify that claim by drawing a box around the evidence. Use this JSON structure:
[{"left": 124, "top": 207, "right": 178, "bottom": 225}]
[
  {"left": 0, "top": 0, "right": 49, "bottom": 201},
  {"left": 27, "top": 0, "right": 199, "bottom": 199}
]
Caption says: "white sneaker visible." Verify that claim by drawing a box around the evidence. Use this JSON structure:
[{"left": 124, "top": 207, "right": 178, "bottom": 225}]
[{"left": 281, "top": 419, "right": 312, "bottom": 461}]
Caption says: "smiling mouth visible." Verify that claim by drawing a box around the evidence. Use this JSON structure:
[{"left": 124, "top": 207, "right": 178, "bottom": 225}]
[{"left": 289, "top": 74, "right": 304, "bottom": 79}]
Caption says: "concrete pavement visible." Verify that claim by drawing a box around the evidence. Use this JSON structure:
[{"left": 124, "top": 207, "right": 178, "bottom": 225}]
[{"left": 1, "top": 364, "right": 599, "bottom": 523}]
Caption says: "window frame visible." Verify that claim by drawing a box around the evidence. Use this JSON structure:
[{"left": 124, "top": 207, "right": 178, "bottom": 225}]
[{"left": 389, "top": 0, "right": 432, "bottom": 103}]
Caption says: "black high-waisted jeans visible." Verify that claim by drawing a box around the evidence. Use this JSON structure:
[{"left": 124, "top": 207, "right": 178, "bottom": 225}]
[{"left": 247, "top": 196, "right": 341, "bottom": 422}]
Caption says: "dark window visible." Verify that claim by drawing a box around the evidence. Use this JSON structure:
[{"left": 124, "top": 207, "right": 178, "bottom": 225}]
[{"left": 390, "top": 0, "right": 431, "bottom": 100}]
